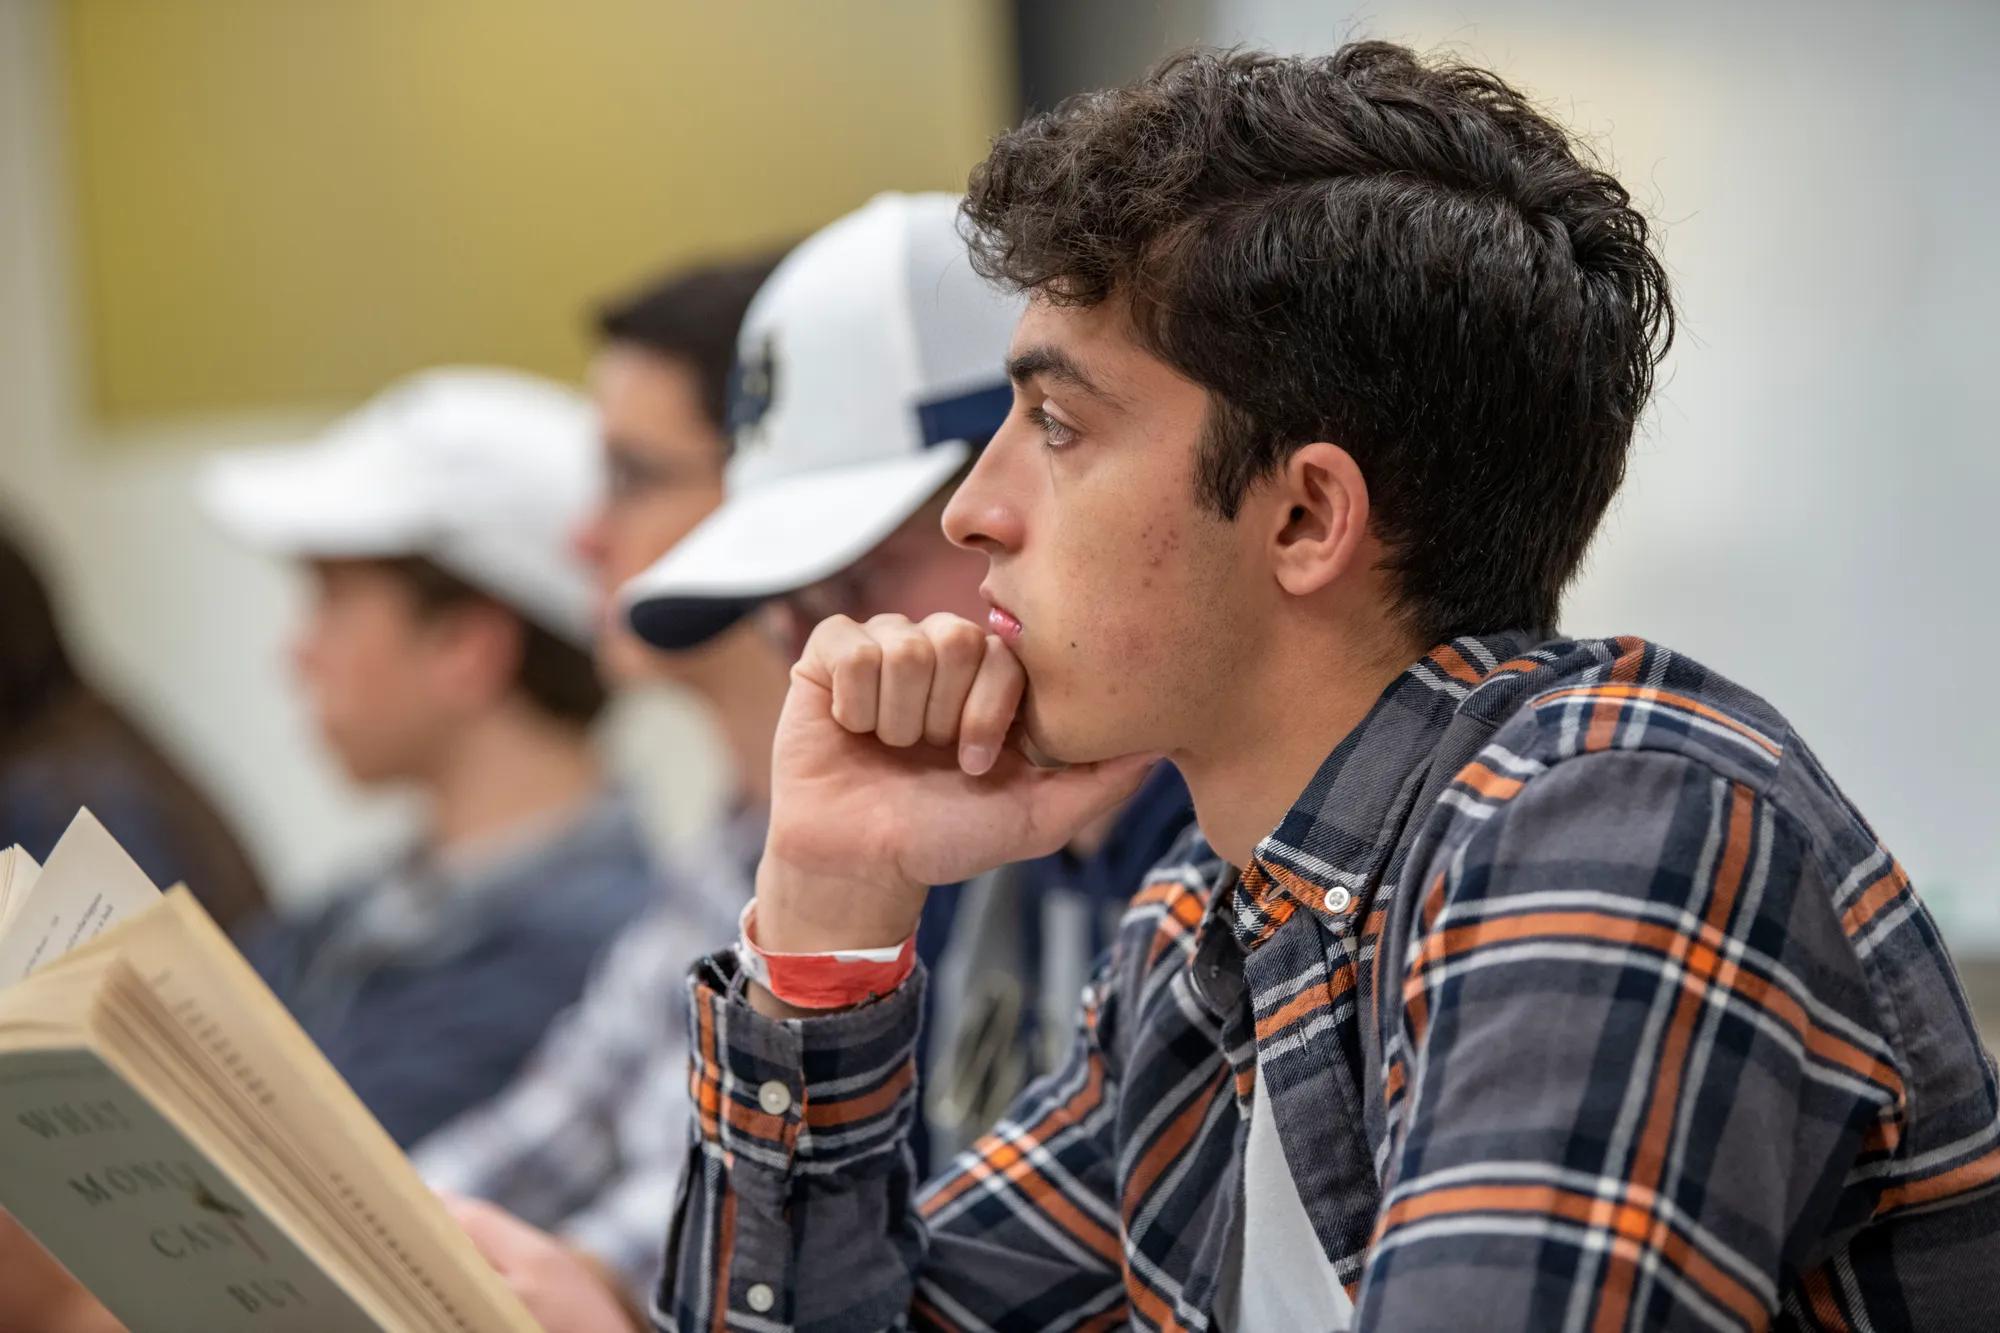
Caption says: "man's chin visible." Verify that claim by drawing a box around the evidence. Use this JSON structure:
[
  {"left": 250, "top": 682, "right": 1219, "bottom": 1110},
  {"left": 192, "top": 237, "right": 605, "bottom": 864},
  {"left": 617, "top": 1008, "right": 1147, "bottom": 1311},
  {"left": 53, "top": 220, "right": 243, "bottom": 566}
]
[
  {"left": 1020, "top": 694, "right": 1155, "bottom": 770},
  {"left": 1017, "top": 700, "right": 1104, "bottom": 770}
]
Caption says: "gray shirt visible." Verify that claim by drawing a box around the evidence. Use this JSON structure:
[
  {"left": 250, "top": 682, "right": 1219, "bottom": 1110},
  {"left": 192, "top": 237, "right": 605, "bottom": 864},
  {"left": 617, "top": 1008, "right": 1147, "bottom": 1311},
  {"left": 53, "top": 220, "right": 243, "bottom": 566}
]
[{"left": 238, "top": 790, "right": 655, "bottom": 1146}]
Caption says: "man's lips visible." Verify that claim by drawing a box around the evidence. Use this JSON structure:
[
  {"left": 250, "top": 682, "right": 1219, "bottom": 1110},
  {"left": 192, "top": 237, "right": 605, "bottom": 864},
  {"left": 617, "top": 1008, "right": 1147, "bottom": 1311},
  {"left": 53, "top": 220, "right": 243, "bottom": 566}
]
[{"left": 986, "top": 602, "right": 1023, "bottom": 644}]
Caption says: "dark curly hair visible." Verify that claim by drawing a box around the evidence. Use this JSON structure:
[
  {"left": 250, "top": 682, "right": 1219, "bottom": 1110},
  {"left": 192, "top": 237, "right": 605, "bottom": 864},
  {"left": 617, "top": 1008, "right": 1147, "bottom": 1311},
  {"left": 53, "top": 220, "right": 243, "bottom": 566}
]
[{"left": 963, "top": 42, "right": 1674, "bottom": 642}]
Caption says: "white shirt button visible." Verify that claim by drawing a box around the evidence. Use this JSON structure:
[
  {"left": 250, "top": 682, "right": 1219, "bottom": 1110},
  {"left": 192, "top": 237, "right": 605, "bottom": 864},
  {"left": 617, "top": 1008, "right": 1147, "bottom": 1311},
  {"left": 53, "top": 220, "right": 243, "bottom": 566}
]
[
  {"left": 746, "top": 1282, "right": 776, "bottom": 1313},
  {"left": 1324, "top": 886, "right": 1353, "bottom": 914},
  {"left": 757, "top": 1081, "right": 792, "bottom": 1116}
]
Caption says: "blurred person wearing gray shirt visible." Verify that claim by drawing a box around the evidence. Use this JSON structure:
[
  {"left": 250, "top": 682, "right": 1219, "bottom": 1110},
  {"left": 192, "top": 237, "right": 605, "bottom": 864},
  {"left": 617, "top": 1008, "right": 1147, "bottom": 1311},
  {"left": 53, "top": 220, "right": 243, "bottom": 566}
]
[{"left": 202, "top": 367, "right": 656, "bottom": 1148}]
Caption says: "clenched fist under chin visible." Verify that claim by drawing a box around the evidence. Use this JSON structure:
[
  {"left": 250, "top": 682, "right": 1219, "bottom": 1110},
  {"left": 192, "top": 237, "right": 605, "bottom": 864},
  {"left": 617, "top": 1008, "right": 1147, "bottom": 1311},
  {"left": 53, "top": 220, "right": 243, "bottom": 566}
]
[{"left": 750, "top": 612, "right": 1155, "bottom": 994}]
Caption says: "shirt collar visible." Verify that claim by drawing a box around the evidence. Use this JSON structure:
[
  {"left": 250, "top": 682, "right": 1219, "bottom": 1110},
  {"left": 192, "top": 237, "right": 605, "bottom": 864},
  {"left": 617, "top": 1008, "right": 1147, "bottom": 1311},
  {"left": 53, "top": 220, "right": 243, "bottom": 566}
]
[{"left": 1225, "top": 630, "right": 1546, "bottom": 953}]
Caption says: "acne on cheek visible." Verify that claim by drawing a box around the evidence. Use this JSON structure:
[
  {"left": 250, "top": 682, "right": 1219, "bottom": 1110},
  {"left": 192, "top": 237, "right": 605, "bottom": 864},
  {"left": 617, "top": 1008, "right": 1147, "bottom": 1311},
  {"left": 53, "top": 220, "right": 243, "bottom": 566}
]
[
  {"left": 1125, "top": 522, "right": 1188, "bottom": 668},
  {"left": 1137, "top": 522, "right": 1182, "bottom": 589}
]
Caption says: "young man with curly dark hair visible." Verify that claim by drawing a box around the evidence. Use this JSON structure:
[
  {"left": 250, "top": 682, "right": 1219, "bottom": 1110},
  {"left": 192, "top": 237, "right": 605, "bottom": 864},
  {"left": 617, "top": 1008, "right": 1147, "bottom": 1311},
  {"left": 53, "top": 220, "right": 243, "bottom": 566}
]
[{"left": 496, "top": 43, "right": 2000, "bottom": 1332}]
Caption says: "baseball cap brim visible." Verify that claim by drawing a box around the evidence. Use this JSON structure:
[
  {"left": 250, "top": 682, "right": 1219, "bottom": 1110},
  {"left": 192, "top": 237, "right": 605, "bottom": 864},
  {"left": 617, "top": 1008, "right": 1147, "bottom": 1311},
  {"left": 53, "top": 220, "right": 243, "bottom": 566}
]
[
  {"left": 621, "top": 441, "right": 972, "bottom": 651},
  {"left": 199, "top": 433, "right": 428, "bottom": 558}
]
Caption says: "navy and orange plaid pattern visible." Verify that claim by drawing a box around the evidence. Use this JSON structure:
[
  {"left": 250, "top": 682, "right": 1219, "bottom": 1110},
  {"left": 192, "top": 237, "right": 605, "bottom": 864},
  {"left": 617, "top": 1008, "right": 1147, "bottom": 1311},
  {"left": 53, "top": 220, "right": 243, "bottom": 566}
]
[{"left": 658, "top": 633, "right": 2000, "bottom": 1331}]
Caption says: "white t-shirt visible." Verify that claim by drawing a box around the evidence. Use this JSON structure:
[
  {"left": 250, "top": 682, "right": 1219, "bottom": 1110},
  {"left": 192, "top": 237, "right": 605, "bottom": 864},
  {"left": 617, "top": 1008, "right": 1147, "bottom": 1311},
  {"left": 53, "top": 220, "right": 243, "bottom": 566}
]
[{"left": 1217, "top": 1063, "right": 1357, "bottom": 1330}]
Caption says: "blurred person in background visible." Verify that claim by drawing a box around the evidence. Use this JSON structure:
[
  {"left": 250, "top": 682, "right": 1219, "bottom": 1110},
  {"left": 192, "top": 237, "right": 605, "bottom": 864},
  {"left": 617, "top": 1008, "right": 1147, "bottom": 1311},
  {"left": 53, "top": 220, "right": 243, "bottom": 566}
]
[
  {"left": 0, "top": 258, "right": 796, "bottom": 1333},
  {"left": 200, "top": 367, "right": 655, "bottom": 1149},
  {"left": 448, "top": 192, "right": 1192, "bottom": 1328},
  {"left": 414, "top": 252, "right": 790, "bottom": 1304},
  {"left": 0, "top": 523, "right": 267, "bottom": 929}
]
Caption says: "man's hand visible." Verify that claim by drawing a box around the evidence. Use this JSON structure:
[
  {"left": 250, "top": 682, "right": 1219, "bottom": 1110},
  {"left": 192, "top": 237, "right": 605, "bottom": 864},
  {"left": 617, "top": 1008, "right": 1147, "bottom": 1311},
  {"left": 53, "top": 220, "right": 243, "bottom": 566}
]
[
  {"left": 753, "top": 613, "right": 1154, "bottom": 976},
  {"left": 445, "top": 1195, "right": 642, "bottom": 1333},
  {"left": 0, "top": 1210, "right": 126, "bottom": 1332}
]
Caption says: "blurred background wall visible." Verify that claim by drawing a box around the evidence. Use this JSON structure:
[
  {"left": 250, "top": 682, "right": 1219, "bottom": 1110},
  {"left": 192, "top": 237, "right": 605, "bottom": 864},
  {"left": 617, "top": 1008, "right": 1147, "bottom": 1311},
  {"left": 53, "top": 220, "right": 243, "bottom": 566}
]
[
  {"left": 0, "top": 0, "right": 1012, "bottom": 896},
  {"left": 1, "top": 0, "right": 1994, "bottom": 1002}
]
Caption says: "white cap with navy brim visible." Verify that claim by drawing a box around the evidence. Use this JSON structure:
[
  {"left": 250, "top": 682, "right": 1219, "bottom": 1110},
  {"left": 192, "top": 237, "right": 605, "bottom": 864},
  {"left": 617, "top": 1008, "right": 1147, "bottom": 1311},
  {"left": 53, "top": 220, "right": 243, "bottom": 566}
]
[
  {"left": 620, "top": 192, "right": 1024, "bottom": 651},
  {"left": 198, "top": 366, "right": 602, "bottom": 647}
]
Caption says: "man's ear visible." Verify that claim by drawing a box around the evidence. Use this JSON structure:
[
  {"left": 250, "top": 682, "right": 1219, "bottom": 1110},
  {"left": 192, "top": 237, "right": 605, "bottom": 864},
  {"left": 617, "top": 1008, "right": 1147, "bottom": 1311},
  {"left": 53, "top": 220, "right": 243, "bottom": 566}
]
[
  {"left": 1267, "top": 442, "right": 1370, "bottom": 598},
  {"left": 429, "top": 601, "right": 525, "bottom": 709}
]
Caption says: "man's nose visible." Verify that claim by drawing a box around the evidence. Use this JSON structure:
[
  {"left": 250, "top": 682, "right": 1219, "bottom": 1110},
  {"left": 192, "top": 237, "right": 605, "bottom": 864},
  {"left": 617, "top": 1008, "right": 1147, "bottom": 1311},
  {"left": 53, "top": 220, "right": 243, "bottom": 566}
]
[{"left": 942, "top": 432, "right": 1026, "bottom": 555}]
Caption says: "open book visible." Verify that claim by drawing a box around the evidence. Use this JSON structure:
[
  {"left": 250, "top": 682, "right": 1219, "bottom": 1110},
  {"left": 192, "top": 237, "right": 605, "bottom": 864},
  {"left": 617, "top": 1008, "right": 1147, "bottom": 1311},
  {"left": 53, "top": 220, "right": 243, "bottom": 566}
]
[{"left": 0, "top": 810, "right": 540, "bottom": 1331}]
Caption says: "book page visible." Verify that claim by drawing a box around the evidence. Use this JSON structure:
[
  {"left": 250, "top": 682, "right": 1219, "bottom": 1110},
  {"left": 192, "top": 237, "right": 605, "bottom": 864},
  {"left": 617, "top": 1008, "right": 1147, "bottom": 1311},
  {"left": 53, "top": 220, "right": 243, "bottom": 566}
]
[
  {"left": 0, "top": 1045, "right": 392, "bottom": 1331},
  {"left": 95, "top": 957, "right": 450, "bottom": 1328},
  {"left": 0, "top": 846, "right": 40, "bottom": 939},
  {"left": 61, "top": 891, "right": 541, "bottom": 1331},
  {"left": 0, "top": 811, "right": 158, "bottom": 988}
]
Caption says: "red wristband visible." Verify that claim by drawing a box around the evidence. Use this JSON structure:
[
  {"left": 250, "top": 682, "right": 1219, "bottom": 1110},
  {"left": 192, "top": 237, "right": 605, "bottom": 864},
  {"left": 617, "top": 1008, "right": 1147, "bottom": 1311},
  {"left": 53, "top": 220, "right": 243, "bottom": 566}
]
[{"left": 735, "top": 901, "right": 917, "bottom": 1011}]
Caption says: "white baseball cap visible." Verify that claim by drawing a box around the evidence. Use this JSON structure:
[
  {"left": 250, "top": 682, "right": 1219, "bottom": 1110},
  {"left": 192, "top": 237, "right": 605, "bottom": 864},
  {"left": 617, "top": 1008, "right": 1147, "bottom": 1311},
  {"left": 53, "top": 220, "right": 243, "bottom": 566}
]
[
  {"left": 199, "top": 366, "right": 600, "bottom": 646},
  {"left": 620, "top": 192, "right": 1025, "bottom": 650}
]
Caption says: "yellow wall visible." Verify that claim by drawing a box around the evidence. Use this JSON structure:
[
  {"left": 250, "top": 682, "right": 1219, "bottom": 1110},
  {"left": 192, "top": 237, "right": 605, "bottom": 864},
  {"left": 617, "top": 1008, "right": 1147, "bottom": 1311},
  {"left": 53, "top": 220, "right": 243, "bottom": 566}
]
[{"left": 62, "top": 0, "right": 1014, "bottom": 421}]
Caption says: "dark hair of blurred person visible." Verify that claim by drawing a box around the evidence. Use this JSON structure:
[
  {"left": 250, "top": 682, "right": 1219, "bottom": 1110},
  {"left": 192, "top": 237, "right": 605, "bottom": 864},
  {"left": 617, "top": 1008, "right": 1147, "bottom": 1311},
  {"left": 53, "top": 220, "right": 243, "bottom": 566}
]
[
  {"left": 288, "top": 553, "right": 607, "bottom": 793},
  {"left": 573, "top": 252, "right": 796, "bottom": 798},
  {"left": 0, "top": 523, "right": 267, "bottom": 929},
  {"left": 391, "top": 555, "right": 607, "bottom": 722},
  {"left": 595, "top": 256, "right": 782, "bottom": 444}
]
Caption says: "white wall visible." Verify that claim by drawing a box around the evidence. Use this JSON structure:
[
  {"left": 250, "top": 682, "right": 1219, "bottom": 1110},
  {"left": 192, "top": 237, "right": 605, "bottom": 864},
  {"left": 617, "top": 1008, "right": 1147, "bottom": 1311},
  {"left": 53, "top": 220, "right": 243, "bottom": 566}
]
[
  {"left": 0, "top": 0, "right": 729, "bottom": 904},
  {"left": 1210, "top": 0, "right": 2000, "bottom": 946}
]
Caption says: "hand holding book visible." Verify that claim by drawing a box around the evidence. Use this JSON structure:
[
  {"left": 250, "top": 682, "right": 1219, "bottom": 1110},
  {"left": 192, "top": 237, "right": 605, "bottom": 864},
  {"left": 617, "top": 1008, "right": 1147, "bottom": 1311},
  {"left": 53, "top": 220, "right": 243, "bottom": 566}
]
[{"left": 444, "top": 1195, "right": 645, "bottom": 1333}]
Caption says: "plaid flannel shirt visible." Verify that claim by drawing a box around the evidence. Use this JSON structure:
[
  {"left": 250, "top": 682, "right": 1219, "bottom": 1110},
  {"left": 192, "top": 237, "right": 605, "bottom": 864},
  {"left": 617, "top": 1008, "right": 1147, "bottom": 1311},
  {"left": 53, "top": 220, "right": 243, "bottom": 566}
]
[
  {"left": 661, "top": 633, "right": 2000, "bottom": 1331},
  {"left": 414, "top": 807, "right": 761, "bottom": 1292}
]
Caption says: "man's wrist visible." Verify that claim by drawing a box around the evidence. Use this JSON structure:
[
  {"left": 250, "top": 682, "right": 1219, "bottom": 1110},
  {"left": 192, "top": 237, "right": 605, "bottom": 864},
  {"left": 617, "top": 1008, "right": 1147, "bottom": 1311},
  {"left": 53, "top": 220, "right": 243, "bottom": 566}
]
[
  {"left": 737, "top": 901, "right": 917, "bottom": 1017},
  {"left": 751, "top": 846, "right": 926, "bottom": 954}
]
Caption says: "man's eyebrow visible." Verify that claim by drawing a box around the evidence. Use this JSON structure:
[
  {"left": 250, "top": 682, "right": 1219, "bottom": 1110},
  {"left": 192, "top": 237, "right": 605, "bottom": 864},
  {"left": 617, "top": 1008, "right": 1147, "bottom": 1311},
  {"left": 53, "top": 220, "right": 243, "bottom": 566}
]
[{"left": 1005, "top": 345, "right": 1124, "bottom": 407}]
